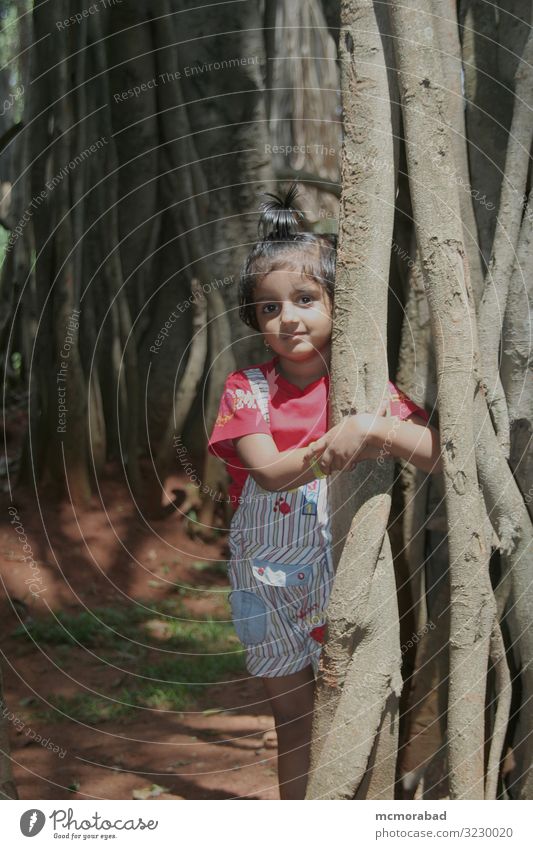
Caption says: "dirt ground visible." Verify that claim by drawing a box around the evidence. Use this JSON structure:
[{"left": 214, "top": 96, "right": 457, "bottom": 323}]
[{"left": 0, "top": 462, "right": 281, "bottom": 801}]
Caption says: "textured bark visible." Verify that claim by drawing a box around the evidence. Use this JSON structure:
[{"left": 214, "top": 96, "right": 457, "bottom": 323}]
[
  {"left": 473, "top": 391, "right": 533, "bottom": 799},
  {"left": 476, "top": 29, "right": 533, "bottom": 454},
  {"left": 307, "top": 0, "right": 399, "bottom": 800},
  {"left": 469, "top": 76, "right": 533, "bottom": 795},
  {"left": 267, "top": 0, "right": 340, "bottom": 222},
  {"left": 501, "top": 188, "right": 533, "bottom": 522},
  {"left": 395, "top": 243, "right": 450, "bottom": 799},
  {"left": 395, "top": 243, "right": 434, "bottom": 633},
  {"left": 398, "top": 562, "right": 450, "bottom": 799},
  {"left": 460, "top": 1, "right": 531, "bottom": 265},
  {"left": 90, "top": 13, "right": 142, "bottom": 495},
  {"left": 431, "top": 0, "right": 484, "bottom": 306},
  {"left": 107, "top": 1, "right": 159, "bottom": 323},
  {"left": 42, "top": 0, "right": 91, "bottom": 506},
  {"left": 391, "top": 0, "right": 495, "bottom": 798},
  {"left": 177, "top": 0, "right": 274, "bottom": 370},
  {"left": 197, "top": 284, "right": 237, "bottom": 534},
  {"left": 134, "top": 0, "right": 206, "bottom": 450},
  {"left": 153, "top": 278, "right": 207, "bottom": 494},
  {"left": 16, "top": 2, "right": 57, "bottom": 487},
  {"left": 142, "top": 5, "right": 238, "bottom": 514},
  {"left": 485, "top": 619, "right": 512, "bottom": 800}
]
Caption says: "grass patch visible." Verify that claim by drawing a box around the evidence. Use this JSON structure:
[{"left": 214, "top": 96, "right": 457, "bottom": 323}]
[
  {"left": 13, "top": 606, "right": 140, "bottom": 647},
  {"left": 12, "top": 596, "right": 232, "bottom": 651},
  {"left": 19, "top": 595, "right": 246, "bottom": 724}
]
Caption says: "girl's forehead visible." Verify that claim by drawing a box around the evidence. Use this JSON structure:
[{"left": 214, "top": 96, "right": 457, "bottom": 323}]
[{"left": 255, "top": 270, "right": 321, "bottom": 296}]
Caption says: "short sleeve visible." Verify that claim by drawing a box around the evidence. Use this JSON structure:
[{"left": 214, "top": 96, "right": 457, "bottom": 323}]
[
  {"left": 207, "top": 370, "right": 272, "bottom": 460},
  {"left": 388, "top": 381, "right": 430, "bottom": 423}
]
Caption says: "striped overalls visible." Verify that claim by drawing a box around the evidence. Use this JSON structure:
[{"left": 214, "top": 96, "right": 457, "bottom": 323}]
[{"left": 227, "top": 367, "right": 335, "bottom": 678}]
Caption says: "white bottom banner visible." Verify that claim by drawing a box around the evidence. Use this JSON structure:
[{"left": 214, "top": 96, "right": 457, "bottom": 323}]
[{"left": 3, "top": 799, "right": 532, "bottom": 848}]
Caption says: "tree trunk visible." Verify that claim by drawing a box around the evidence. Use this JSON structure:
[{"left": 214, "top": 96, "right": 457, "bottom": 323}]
[
  {"left": 476, "top": 28, "right": 533, "bottom": 454},
  {"left": 0, "top": 667, "right": 18, "bottom": 799},
  {"left": 431, "top": 0, "right": 484, "bottom": 306},
  {"left": 500, "top": 188, "right": 533, "bottom": 522},
  {"left": 390, "top": 0, "right": 496, "bottom": 799},
  {"left": 307, "top": 0, "right": 399, "bottom": 800},
  {"left": 460, "top": 0, "right": 531, "bottom": 266},
  {"left": 42, "top": 0, "right": 92, "bottom": 506}
]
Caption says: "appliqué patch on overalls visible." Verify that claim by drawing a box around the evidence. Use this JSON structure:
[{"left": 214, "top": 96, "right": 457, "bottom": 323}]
[
  {"left": 251, "top": 558, "right": 314, "bottom": 587},
  {"left": 301, "top": 479, "right": 319, "bottom": 516},
  {"left": 298, "top": 605, "right": 326, "bottom": 628},
  {"left": 273, "top": 495, "right": 291, "bottom": 514},
  {"left": 309, "top": 623, "right": 327, "bottom": 644}
]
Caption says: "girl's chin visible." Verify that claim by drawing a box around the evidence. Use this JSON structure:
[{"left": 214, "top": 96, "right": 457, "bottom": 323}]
[{"left": 276, "top": 345, "right": 322, "bottom": 361}]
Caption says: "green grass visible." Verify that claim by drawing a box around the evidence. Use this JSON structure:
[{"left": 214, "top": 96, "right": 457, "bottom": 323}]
[
  {"left": 13, "top": 594, "right": 246, "bottom": 723},
  {"left": 12, "top": 597, "right": 231, "bottom": 650},
  {"left": 14, "top": 605, "right": 145, "bottom": 647}
]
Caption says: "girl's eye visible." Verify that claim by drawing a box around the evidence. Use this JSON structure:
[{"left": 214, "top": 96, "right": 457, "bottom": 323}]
[
  {"left": 261, "top": 303, "right": 279, "bottom": 314},
  {"left": 300, "top": 295, "right": 314, "bottom": 304}
]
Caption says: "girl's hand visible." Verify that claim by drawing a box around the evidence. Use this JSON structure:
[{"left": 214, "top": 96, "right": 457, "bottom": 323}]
[{"left": 303, "top": 401, "right": 388, "bottom": 474}]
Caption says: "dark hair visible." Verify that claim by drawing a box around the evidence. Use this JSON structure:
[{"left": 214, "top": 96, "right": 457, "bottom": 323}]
[{"left": 238, "top": 183, "right": 337, "bottom": 332}]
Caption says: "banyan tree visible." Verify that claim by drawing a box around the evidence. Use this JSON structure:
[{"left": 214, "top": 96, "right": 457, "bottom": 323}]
[{"left": 0, "top": 0, "right": 531, "bottom": 800}]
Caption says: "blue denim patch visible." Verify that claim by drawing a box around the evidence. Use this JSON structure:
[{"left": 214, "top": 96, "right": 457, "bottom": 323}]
[{"left": 228, "top": 590, "right": 268, "bottom": 645}]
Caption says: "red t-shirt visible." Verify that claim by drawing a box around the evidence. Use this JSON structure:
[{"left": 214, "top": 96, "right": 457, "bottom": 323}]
[{"left": 207, "top": 355, "right": 429, "bottom": 506}]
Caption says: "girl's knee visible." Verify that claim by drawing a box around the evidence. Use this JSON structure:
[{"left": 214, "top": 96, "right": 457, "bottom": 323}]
[
  {"left": 273, "top": 710, "right": 314, "bottom": 734},
  {"left": 269, "top": 695, "right": 315, "bottom": 730}
]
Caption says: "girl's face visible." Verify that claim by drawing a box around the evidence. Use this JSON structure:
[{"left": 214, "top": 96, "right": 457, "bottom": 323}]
[{"left": 254, "top": 269, "right": 333, "bottom": 361}]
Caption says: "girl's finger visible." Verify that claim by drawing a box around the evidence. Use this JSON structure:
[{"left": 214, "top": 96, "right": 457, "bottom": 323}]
[
  {"left": 319, "top": 449, "right": 332, "bottom": 469},
  {"left": 306, "top": 441, "right": 325, "bottom": 458}
]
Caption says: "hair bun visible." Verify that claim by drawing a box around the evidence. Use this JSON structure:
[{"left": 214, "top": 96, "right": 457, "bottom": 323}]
[{"left": 258, "top": 182, "right": 306, "bottom": 240}]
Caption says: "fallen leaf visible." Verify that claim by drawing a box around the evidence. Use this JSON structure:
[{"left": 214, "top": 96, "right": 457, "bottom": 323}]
[{"left": 132, "top": 783, "right": 170, "bottom": 800}]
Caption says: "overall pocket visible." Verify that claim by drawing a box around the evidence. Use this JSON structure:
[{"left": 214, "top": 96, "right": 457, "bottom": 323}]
[
  {"left": 228, "top": 590, "right": 268, "bottom": 646},
  {"left": 250, "top": 557, "right": 316, "bottom": 588}
]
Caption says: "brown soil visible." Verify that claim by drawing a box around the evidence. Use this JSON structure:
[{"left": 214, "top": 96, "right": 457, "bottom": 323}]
[{"left": 0, "top": 465, "right": 279, "bottom": 800}]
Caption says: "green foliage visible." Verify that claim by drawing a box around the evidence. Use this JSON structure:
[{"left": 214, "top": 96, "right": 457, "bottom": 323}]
[{"left": 0, "top": 0, "right": 30, "bottom": 128}]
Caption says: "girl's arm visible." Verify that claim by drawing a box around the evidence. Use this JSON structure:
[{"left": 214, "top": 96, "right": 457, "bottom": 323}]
[
  {"left": 233, "top": 433, "right": 323, "bottom": 492},
  {"left": 304, "top": 413, "right": 442, "bottom": 475},
  {"left": 233, "top": 403, "right": 397, "bottom": 491},
  {"left": 364, "top": 413, "right": 442, "bottom": 473}
]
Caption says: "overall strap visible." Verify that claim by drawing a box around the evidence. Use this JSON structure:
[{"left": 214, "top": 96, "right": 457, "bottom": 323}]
[{"left": 243, "top": 367, "right": 270, "bottom": 424}]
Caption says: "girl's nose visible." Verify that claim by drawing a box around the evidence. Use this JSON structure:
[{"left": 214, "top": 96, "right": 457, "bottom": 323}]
[{"left": 280, "top": 301, "right": 299, "bottom": 322}]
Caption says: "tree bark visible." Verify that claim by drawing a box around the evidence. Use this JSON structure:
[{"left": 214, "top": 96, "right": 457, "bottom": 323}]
[
  {"left": 307, "top": 0, "right": 399, "bottom": 800},
  {"left": 43, "top": 0, "right": 92, "bottom": 506},
  {"left": 153, "top": 278, "right": 207, "bottom": 497},
  {"left": 476, "top": 28, "right": 533, "bottom": 454},
  {"left": 431, "top": 0, "right": 484, "bottom": 306},
  {"left": 501, "top": 188, "right": 533, "bottom": 522},
  {"left": 473, "top": 391, "right": 533, "bottom": 799},
  {"left": 391, "top": 0, "right": 495, "bottom": 799},
  {"left": 460, "top": 0, "right": 531, "bottom": 265}
]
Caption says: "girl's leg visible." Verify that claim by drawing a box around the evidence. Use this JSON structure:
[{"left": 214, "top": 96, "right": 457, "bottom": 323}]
[{"left": 261, "top": 663, "right": 316, "bottom": 800}]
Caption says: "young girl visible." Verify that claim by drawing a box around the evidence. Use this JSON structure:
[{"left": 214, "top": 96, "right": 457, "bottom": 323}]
[{"left": 207, "top": 184, "right": 442, "bottom": 800}]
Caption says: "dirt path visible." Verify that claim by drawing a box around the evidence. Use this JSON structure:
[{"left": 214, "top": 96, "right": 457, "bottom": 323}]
[{"left": 0, "top": 466, "right": 279, "bottom": 800}]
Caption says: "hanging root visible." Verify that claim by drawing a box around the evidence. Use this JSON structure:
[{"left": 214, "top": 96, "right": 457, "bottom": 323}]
[{"left": 485, "top": 615, "right": 512, "bottom": 799}]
